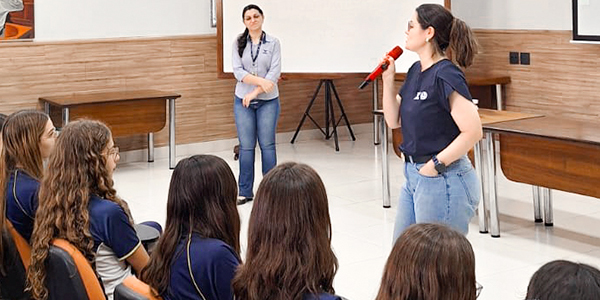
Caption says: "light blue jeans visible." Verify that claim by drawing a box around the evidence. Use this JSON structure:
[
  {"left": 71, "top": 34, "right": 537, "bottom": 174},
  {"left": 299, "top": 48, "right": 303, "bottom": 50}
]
[
  {"left": 393, "top": 155, "right": 480, "bottom": 241},
  {"left": 233, "top": 96, "right": 280, "bottom": 198}
]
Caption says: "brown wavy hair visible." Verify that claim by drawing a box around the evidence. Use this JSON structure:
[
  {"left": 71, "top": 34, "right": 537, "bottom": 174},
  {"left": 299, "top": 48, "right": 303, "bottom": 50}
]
[
  {"left": 232, "top": 162, "right": 338, "bottom": 300},
  {"left": 26, "top": 119, "right": 133, "bottom": 300},
  {"left": 416, "top": 3, "right": 479, "bottom": 68},
  {"left": 0, "top": 110, "right": 49, "bottom": 275},
  {"left": 141, "top": 154, "right": 240, "bottom": 296},
  {"left": 375, "top": 223, "right": 476, "bottom": 300}
]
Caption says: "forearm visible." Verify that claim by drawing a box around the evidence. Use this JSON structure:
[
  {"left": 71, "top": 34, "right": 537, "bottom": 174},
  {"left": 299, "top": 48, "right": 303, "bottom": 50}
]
[
  {"left": 382, "top": 78, "right": 401, "bottom": 129},
  {"left": 436, "top": 129, "right": 482, "bottom": 166},
  {"left": 242, "top": 74, "right": 266, "bottom": 86}
]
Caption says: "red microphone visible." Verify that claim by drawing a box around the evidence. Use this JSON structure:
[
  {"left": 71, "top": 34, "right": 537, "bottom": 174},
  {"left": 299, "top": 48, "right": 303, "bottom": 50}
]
[{"left": 358, "top": 46, "right": 403, "bottom": 89}]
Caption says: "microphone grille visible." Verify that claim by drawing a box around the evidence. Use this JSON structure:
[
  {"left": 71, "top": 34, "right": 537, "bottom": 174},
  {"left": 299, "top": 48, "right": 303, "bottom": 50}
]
[{"left": 388, "top": 46, "right": 403, "bottom": 60}]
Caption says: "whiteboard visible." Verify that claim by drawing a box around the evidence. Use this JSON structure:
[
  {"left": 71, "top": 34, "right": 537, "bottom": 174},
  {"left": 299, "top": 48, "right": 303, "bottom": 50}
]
[
  {"left": 573, "top": 0, "right": 600, "bottom": 42},
  {"left": 219, "top": 0, "right": 445, "bottom": 74},
  {"left": 34, "top": 0, "right": 215, "bottom": 41}
]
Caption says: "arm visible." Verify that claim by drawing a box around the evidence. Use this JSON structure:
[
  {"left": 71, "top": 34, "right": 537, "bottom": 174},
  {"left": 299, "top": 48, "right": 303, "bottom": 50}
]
[
  {"left": 419, "top": 91, "right": 482, "bottom": 176},
  {"left": 125, "top": 245, "right": 149, "bottom": 276},
  {"left": 381, "top": 56, "right": 401, "bottom": 129}
]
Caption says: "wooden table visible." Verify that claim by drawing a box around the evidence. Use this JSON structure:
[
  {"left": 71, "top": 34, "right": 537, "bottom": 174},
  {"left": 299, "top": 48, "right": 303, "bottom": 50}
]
[
  {"left": 483, "top": 116, "right": 600, "bottom": 236},
  {"left": 39, "top": 90, "right": 181, "bottom": 169}
]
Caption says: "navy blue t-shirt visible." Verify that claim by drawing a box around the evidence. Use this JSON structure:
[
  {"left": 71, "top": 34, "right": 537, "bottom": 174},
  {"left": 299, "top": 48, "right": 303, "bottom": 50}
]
[
  {"left": 163, "top": 234, "right": 240, "bottom": 300},
  {"left": 5, "top": 169, "right": 39, "bottom": 242},
  {"left": 399, "top": 59, "right": 472, "bottom": 156}
]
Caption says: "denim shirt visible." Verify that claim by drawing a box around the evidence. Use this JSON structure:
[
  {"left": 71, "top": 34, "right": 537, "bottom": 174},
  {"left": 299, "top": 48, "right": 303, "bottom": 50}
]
[{"left": 232, "top": 32, "right": 281, "bottom": 100}]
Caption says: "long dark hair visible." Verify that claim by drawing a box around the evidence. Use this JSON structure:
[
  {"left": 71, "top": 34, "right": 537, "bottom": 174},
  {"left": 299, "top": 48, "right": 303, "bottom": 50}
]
[
  {"left": 141, "top": 155, "right": 240, "bottom": 296},
  {"left": 416, "top": 4, "right": 478, "bottom": 68},
  {"left": 27, "top": 120, "right": 133, "bottom": 300},
  {"left": 526, "top": 260, "right": 600, "bottom": 300},
  {"left": 375, "top": 223, "right": 477, "bottom": 300},
  {"left": 0, "top": 110, "right": 48, "bottom": 274},
  {"left": 233, "top": 162, "right": 338, "bottom": 300},
  {"left": 236, "top": 4, "right": 264, "bottom": 57}
]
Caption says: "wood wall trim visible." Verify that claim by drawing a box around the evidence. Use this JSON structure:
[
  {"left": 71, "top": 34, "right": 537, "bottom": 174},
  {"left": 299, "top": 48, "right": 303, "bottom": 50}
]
[{"left": 0, "top": 35, "right": 375, "bottom": 152}]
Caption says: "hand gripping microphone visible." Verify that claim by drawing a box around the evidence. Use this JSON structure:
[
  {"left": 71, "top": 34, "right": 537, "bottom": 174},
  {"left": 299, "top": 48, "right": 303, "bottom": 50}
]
[{"left": 358, "top": 46, "right": 403, "bottom": 89}]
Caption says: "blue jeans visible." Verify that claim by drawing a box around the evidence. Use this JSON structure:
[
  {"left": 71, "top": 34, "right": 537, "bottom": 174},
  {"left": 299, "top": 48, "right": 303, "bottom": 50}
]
[
  {"left": 393, "top": 155, "right": 480, "bottom": 240},
  {"left": 234, "top": 96, "right": 280, "bottom": 198}
]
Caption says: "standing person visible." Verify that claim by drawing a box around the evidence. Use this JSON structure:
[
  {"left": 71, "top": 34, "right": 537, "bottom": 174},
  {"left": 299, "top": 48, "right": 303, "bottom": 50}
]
[
  {"left": 141, "top": 155, "right": 241, "bottom": 300},
  {"left": 27, "top": 120, "right": 149, "bottom": 300},
  {"left": 0, "top": 110, "right": 57, "bottom": 242},
  {"left": 0, "top": 0, "right": 23, "bottom": 38},
  {"left": 232, "top": 4, "right": 281, "bottom": 205},
  {"left": 375, "top": 223, "right": 479, "bottom": 300},
  {"left": 381, "top": 4, "right": 482, "bottom": 239},
  {"left": 232, "top": 162, "right": 343, "bottom": 300}
]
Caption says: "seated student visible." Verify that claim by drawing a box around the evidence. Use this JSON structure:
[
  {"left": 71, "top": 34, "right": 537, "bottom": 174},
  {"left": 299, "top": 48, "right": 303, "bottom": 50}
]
[
  {"left": 233, "top": 162, "right": 344, "bottom": 300},
  {"left": 27, "top": 120, "right": 149, "bottom": 300},
  {"left": 375, "top": 223, "right": 478, "bottom": 300},
  {"left": 525, "top": 260, "right": 600, "bottom": 300},
  {"left": 0, "top": 110, "right": 56, "bottom": 242},
  {"left": 141, "top": 155, "right": 241, "bottom": 300}
]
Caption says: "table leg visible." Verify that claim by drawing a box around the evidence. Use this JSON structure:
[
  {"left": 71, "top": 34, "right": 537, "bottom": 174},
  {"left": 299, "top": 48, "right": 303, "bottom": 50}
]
[
  {"left": 485, "top": 131, "right": 500, "bottom": 237},
  {"left": 169, "top": 98, "right": 176, "bottom": 169},
  {"left": 532, "top": 186, "right": 543, "bottom": 223},
  {"left": 62, "top": 107, "right": 70, "bottom": 126},
  {"left": 381, "top": 117, "right": 391, "bottom": 208},
  {"left": 542, "top": 187, "right": 553, "bottom": 226},
  {"left": 373, "top": 79, "right": 380, "bottom": 145},
  {"left": 148, "top": 132, "right": 154, "bottom": 162},
  {"left": 495, "top": 84, "right": 503, "bottom": 111},
  {"left": 474, "top": 139, "right": 488, "bottom": 233}
]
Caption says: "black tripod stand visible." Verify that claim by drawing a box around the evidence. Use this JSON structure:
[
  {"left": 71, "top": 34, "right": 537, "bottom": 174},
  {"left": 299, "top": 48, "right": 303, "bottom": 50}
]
[{"left": 290, "top": 79, "right": 356, "bottom": 151}]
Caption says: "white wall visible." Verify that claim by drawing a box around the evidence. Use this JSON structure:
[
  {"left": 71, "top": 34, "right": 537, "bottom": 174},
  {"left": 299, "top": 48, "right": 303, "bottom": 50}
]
[
  {"left": 34, "top": 0, "right": 216, "bottom": 41},
  {"left": 452, "top": 0, "right": 571, "bottom": 30}
]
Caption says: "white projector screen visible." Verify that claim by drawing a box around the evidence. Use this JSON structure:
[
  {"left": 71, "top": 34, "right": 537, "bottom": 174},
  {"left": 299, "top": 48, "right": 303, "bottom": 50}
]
[
  {"left": 218, "top": 0, "right": 446, "bottom": 75},
  {"left": 573, "top": 0, "right": 600, "bottom": 42}
]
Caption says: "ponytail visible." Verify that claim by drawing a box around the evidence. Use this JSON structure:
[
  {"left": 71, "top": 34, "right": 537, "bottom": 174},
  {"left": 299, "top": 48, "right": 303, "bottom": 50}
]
[
  {"left": 237, "top": 28, "right": 249, "bottom": 58},
  {"left": 449, "top": 18, "right": 478, "bottom": 68}
]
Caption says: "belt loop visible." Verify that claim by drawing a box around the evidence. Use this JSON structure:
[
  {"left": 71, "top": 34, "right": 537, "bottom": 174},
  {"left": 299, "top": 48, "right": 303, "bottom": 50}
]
[{"left": 409, "top": 155, "right": 414, "bottom": 164}]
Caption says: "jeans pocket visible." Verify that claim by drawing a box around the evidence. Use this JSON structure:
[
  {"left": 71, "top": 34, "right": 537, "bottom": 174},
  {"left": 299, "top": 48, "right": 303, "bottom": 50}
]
[{"left": 456, "top": 168, "right": 479, "bottom": 207}]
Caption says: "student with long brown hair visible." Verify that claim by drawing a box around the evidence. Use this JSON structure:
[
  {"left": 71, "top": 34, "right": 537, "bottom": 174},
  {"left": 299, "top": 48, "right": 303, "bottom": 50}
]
[
  {"left": 27, "top": 119, "right": 149, "bottom": 300},
  {"left": 232, "top": 162, "right": 342, "bottom": 300},
  {"left": 0, "top": 110, "right": 56, "bottom": 243},
  {"left": 141, "top": 155, "right": 241, "bottom": 300},
  {"left": 375, "top": 223, "right": 479, "bottom": 300}
]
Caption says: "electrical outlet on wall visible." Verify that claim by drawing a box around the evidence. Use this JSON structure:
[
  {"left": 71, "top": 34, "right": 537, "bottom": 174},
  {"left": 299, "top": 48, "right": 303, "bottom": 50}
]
[
  {"left": 509, "top": 52, "right": 519, "bottom": 64},
  {"left": 520, "top": 52, "right": 530, "bottom": 65}
]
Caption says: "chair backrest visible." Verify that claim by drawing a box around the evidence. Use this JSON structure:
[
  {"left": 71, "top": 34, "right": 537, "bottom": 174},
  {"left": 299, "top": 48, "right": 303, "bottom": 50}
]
[
  {"left": 0, "top": 226, "right": 30, "bottom": 300},
  {"left": 45, "top": 238, "right": 106, "bottom": 300},
  {"left": 114, "top": 277, "right": 163, "bottom": 300},
  {"left": 5, "top": 220, "right": 31, "bottom": 270}
]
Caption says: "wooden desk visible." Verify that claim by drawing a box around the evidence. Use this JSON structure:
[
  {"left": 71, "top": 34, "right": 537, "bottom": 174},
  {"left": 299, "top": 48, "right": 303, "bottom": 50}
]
[
  {"left": 39, "top": 90, "right": 181, "bottom": 169},
  {"left": 483, "top": 116, "right": 600, "bottom": 235}
]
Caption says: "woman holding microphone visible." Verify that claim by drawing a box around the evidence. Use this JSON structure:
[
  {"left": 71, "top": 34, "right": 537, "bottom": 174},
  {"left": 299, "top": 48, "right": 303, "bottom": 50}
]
[
  {"left": 232, "top": 4, "right": 281, "bottom": 205},
  {"left": 381, "top": 4, "right": 482, "bottom": 240}
]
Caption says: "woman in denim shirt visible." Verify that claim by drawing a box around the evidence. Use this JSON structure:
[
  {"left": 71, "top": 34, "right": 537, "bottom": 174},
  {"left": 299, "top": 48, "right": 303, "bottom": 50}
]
[{"left": 232, "top": 4, "right": 281, "bottom": 205}]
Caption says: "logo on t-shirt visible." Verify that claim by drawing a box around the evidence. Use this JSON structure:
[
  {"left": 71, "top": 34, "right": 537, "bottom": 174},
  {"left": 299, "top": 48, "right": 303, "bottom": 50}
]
[{"left": 413, "top": 91, "right": 428, "bottom": 101}]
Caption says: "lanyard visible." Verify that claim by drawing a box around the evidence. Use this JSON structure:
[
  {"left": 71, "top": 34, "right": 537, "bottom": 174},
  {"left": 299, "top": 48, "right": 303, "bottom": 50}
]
[{"left": 250, "top": 32, "right": 265, "bottom": 66}]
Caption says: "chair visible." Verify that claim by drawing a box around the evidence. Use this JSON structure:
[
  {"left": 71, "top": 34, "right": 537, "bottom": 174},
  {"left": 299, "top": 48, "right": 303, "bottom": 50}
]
[
  {"left": 45, "top": 238, "right": 106, "bottom": 300},
  {"left": 114, "top": 277, "right": 163, "bottom": 300},
  {"left": 0, "top": 225, "right": 30, "bottom": 300},
  {"left": 5, "top": 220, "right": 30, "bottom": 270}
]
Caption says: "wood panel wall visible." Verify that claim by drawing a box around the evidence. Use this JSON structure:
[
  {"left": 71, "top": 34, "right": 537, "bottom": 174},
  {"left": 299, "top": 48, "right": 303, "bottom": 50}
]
[
  {"left": 467, "top": 29, "right": 600, "bottom": 121},
  {"left": 0, "top": 35, "right": 374, "bottom": 151}
]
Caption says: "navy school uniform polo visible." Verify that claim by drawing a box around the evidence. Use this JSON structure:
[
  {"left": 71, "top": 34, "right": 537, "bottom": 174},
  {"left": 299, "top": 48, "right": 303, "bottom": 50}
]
[
  {"left": 398, "top": 59, "right": 472, "bottom": 157},
  {"left": 5, "top": 169, "right": 39, "bottom": 242},
  {"left": 163, "top": 234, "right": 240, "bottom": 300}
]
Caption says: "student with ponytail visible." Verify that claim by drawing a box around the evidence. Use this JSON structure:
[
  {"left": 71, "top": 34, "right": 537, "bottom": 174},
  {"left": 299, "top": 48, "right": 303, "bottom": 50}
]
[
  {"left": 231, "top": 4, "right": 281, "bottom": 205},
  {"left": 380, "top": 4, "right": 482, "bottom": 240}
]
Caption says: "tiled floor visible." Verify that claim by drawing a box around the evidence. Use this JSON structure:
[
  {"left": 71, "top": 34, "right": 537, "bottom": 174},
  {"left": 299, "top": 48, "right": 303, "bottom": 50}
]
[{"left": 114, "top": 124, "right": 600, "bottom": 300}]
